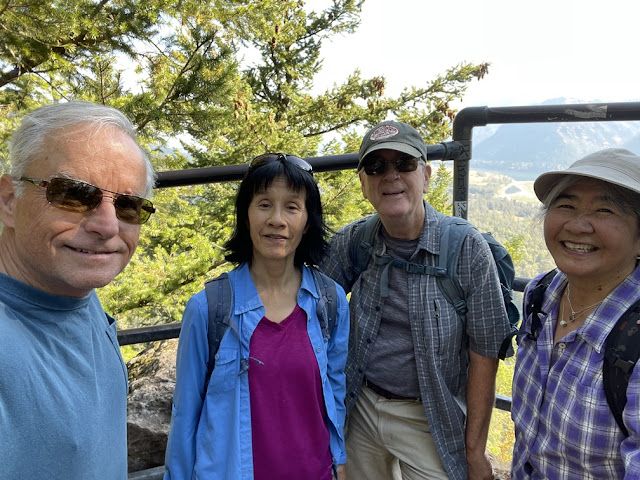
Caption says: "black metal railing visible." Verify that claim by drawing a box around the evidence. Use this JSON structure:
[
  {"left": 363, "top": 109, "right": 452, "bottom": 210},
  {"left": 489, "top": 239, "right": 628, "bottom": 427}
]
[{"left": 118, "top": 276, "right": 532, "bottom": 346}]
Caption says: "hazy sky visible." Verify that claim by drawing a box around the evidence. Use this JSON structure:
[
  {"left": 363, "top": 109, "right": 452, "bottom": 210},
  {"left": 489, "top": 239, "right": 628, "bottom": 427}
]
[{"left": 307, "top": 0, "right": 640, "bottom": 108}]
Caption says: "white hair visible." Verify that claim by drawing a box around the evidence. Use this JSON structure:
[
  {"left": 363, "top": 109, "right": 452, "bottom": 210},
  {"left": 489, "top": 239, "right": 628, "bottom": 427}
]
[{"left": 9, "top": 101, "right": 155, "bottom": 197}]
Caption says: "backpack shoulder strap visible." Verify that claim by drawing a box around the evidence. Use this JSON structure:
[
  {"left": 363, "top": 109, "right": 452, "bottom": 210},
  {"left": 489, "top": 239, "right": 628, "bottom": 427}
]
[
  {"left": 105, "top": 312, "right": 116, "bottom": 326},
  {"left": 603, "top": 298, "right": 640, "bottom": 437},
  {"left": 310, "top": 268, "right": 338, "bottom": 339},
  {"left": 436, "top": 216, "right": 474, "bottom": 319},
  {"left": 525, "top": 269, "right": 558, "bottom": 341},
  {"left": 498, "top": 269, "right": 558, "bottom": 360},
  {"left": 204, "top": 272, "right": 232, "bottom": 380},
  {"left": 348, "top": 214, "right": 381, "bottom": 280}
]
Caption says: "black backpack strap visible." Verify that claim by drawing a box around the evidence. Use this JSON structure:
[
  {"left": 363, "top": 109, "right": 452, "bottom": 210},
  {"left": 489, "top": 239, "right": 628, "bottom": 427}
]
[
  {"left": 482, "top": 231, "right": 519, "bottom": 326},
  {"left": 603, "top": 299, "right": 640, "bottom": 437},
  {"left": 498, "top": 269, "right": 557, "bottom": 360},
  {"left": 105, "top": 312, "right": 116, "bottom": 326},
  {"left": 525, "top": 269, "right": 558, "bottom": 341},
  {"left": 204, "top": 273, "right": 232, "bottom": 384},
  {"left": 310, "top": 268, "right": 338, "bottom": 339}
]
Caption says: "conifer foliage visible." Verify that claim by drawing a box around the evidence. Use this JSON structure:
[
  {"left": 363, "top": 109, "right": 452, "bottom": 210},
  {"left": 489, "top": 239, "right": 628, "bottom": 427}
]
[{"left": 0, "top": 0, "right": 488, "bottom": 329}]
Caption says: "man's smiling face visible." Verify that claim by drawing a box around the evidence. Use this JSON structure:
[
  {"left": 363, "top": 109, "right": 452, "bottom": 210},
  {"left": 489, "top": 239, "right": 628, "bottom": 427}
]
[
  {"left": 0, "top": 125, "right": 147, "bottom": 297},
  {"left": 359, "top": 148, "right": 431, "bottom": 233}
]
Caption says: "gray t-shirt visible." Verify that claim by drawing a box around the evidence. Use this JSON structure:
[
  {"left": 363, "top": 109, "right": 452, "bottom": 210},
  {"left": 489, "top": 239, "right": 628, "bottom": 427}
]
[{"left": 364, "top": 227, "right": 421, "bottom": 397}]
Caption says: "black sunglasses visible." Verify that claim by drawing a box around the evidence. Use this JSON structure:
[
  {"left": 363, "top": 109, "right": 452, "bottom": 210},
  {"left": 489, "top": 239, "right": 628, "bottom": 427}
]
[
  {"left": 361, "top": 156, "right": 421, "bottom": 176},
  {"left": 20, "top": 177, "right": 156, "bottom": 225},
  {"left": 249, "top": 153, "right": 313, "bottom": 174}
]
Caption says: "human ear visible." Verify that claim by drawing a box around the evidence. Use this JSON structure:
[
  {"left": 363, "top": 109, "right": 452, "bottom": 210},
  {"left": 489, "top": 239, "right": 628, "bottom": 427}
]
[
  {"left": 422, "top": 164, "right": 432, "bottom": 194},
  {"left": 359, "top": 171, "right": 368, "bottom": 199},
  {"left": 0, "top": 174, "right": 17, "bottom": 228}
]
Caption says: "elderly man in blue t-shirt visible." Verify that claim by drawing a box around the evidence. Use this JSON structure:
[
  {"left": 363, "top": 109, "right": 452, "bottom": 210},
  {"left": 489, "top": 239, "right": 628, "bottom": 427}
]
[{"left": 0, "top": 101, "right": 156, "bottom": 479}]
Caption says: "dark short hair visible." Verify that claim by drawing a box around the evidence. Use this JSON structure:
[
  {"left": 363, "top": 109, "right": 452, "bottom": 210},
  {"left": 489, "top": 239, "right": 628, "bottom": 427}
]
[{"left": 224, "top": 157, "right": 329, "bottom": 266}]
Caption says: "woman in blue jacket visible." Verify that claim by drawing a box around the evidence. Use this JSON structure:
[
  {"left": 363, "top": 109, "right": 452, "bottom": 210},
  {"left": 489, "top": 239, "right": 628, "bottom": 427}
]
[{"left": 164, "top": 153, "right": 349, "bottom": 480}]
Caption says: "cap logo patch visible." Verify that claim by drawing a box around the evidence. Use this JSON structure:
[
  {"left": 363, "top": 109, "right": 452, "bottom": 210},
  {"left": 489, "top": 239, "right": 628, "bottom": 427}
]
[{"left": 370, "top": 125, "right": 399, "bottom": 141}]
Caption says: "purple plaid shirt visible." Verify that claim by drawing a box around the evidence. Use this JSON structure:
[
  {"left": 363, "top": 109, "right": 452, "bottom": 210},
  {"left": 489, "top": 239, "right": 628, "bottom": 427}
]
[{"left": 511, "top": 266, "right": 640, "bottom": 480}]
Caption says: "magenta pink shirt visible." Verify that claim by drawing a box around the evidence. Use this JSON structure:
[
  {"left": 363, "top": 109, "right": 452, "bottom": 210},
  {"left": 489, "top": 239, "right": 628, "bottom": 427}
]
[{"left": 248, "top": 304, "right": 333, "bottom": 480}]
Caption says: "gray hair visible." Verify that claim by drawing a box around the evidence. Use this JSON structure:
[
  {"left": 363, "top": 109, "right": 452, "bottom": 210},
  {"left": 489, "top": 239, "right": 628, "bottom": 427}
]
[
  {"left": 9, "top": 101, "right": 156, "bottom": 197},
  {"left": 539, "top": 175, "right": 640, "bottom": 225}
]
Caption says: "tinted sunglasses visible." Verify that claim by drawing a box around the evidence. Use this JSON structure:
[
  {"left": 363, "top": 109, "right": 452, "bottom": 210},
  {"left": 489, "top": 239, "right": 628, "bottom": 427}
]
[
  {"left": 249, "top": 153, "right": 313, "bottom": 174},
  {"left": 20, "top": 177, "right": 156, "bottom": 225},
  {"left": 361, "top": 156, "right": 421, "bottom": 176}
]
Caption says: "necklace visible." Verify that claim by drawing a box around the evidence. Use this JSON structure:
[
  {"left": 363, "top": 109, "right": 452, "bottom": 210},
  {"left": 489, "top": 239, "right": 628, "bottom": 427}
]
[{"left": 560, "top": 283, "right": 604, "bottom": 327}]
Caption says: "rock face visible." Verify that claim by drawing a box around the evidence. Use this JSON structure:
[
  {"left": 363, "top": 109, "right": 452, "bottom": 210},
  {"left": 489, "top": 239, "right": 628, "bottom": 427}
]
[{"left": 127, "top": 340, "right": 177, "bottom": 473}]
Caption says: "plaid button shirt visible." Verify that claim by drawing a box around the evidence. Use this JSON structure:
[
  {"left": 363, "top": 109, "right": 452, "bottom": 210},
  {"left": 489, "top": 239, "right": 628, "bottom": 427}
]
[
  {"left": 321, "top": 203, "right": 511, "bottom": 480},
  {"left": 512, "top": 267, "right": 640, "bottom": 479}
]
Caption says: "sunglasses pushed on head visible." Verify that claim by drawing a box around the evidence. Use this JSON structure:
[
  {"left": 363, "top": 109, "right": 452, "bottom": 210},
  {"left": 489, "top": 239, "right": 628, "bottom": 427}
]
[{"left": 249, "top": 153, "right": 313, "bottom": 174}]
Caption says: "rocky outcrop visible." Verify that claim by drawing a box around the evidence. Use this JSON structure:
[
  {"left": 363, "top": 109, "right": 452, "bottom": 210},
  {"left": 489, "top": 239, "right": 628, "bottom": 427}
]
[{"left": 127, "top": 340, "right": 177, "bottom": 473}]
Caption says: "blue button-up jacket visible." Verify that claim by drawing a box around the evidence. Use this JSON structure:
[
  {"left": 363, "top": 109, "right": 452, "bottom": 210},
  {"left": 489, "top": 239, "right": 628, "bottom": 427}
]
[{"left": 164, "top": 263, "right": 349, "bottom": 480}]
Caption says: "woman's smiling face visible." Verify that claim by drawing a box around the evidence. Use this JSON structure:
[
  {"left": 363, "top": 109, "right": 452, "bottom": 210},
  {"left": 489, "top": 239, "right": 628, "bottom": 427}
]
[
  {"left": 544, "top": 179, "right": 640, "bottom": 285},
  {"left": 248, "top": 176, "right": 308, "bottom": 265}
]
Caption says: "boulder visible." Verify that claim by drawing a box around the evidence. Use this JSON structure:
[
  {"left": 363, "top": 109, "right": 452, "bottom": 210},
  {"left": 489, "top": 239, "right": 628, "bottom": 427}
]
[{"left": 126, "top": 340, "right": 177, "bottom": 473}]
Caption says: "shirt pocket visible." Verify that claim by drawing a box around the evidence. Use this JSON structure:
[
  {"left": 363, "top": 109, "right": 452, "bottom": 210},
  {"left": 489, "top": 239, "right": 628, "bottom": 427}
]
[
  {"left": 208, "top": 346, "right": 239, "bottom": 393},
  {"left": 431, "top": 298, "right": 464, "bottom": 357}
]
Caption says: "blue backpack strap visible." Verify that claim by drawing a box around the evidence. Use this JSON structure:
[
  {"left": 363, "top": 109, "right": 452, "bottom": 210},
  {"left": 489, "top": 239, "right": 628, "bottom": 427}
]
[
  {"left": 310, "top": 268, "right": 337, "bottom": 339},
  {"left": 436, "top": 216, "right": 474, "bottom": 320},
  {"left": 349, "top": 214, "right": 382, "bottom": 280},
  {"left": 204, "top": 272, "right": 232, "bottom": 383},
  {"left": 603, "top": 298, "right": 640, "bottom": 437},
  {"left": 348, "top": 214, "right": 443, "bottom": 297}
]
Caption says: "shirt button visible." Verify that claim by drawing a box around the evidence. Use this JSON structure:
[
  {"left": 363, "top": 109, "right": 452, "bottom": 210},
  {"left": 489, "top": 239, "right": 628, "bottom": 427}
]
[
  {"left": 316, "top": 347, "right": 322, "bottom": 353},
  {"left": 557, "top": 342, "right": 566, "bottom": 350}
]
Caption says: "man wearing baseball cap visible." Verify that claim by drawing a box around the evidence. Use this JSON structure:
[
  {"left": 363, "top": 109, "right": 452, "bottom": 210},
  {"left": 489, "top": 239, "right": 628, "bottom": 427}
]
[{"left": 321, "top": 120, "right": 512, "bottom": 480}]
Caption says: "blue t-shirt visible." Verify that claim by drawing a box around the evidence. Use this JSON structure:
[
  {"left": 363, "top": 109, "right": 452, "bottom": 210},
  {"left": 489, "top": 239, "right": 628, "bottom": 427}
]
[{"left": 0, "top": 273, "right": 128, "bottom": 479}]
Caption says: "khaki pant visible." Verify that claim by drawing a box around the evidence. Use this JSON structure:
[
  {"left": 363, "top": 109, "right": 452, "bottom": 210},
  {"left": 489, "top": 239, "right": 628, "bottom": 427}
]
[{"left": 346, "top": 384, "right": 449, "bottom": 480}]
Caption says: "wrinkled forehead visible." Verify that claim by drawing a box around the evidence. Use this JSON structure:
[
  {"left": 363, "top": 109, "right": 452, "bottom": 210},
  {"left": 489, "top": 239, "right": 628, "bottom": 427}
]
[{"left": 35, "top": 127, "right": 148, "bottom": 195}]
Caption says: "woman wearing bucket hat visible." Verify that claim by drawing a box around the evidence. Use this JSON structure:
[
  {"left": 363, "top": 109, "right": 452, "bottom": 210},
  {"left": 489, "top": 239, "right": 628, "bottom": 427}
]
[{"left": 511, "top": 148, "right": 640, "bottom": 479}]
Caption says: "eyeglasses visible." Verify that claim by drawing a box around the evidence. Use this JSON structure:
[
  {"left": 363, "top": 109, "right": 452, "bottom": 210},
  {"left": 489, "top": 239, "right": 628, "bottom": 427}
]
[
  {"left": 361, "top": 156, "right": 422, "bottom": 176},
  {"left": 249, "top": 153, "right": 313, "bottom": 173},
  {"left": 19, "top": 177, "right": 156, "bottom": 225}
]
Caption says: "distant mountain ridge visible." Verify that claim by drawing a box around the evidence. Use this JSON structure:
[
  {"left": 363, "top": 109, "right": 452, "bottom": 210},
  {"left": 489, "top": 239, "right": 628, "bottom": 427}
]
[{"left": 468, "top": 98, "right": 640, "bottom": 180}]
